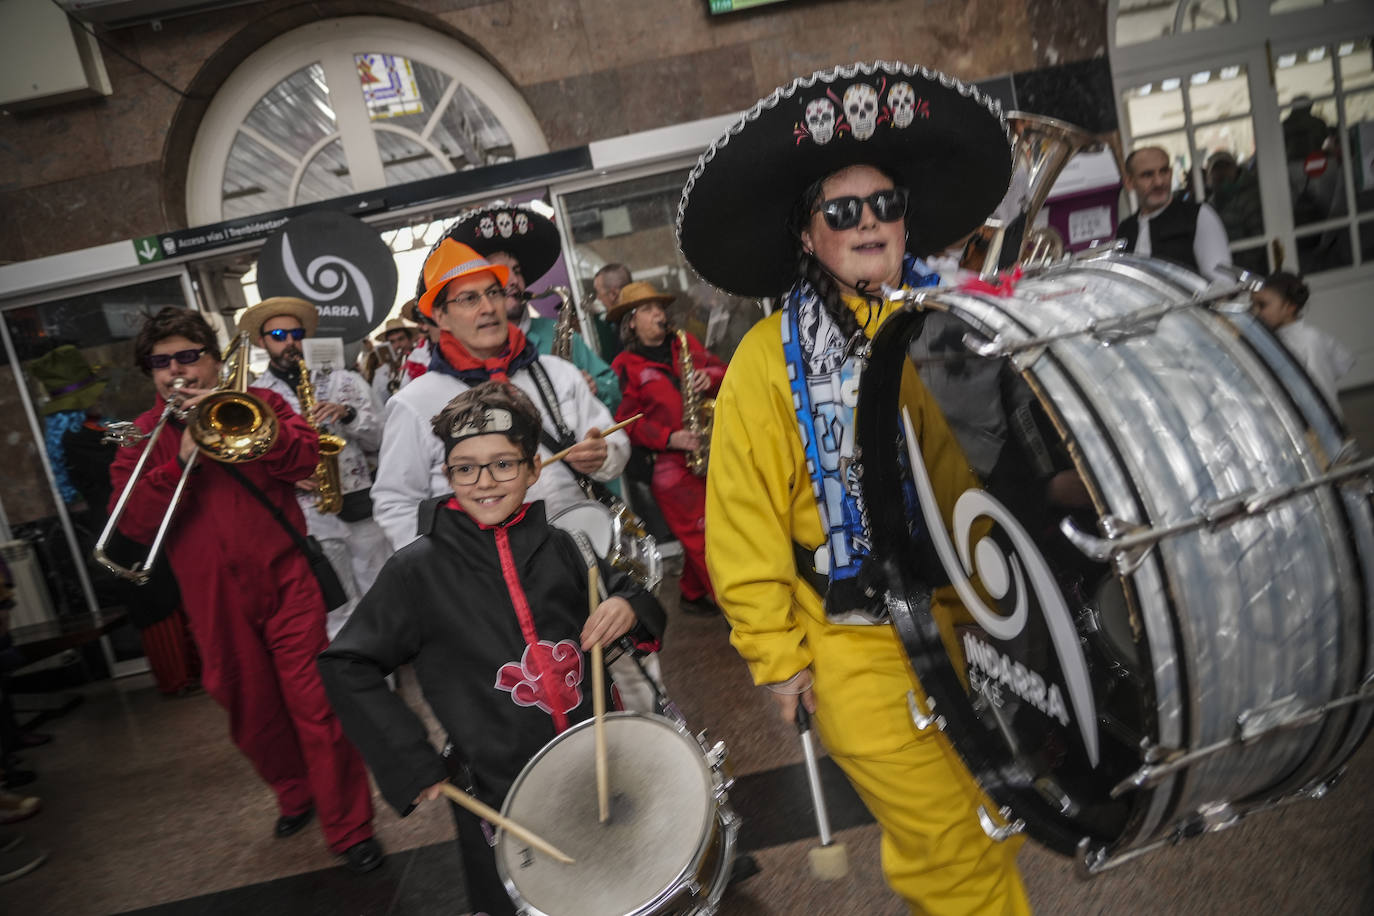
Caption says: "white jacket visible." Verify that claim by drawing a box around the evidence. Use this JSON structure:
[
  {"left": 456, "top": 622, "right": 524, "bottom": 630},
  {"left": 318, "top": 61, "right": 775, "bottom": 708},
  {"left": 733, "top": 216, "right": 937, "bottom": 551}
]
[
  {"left": 254, "top": 367, "right": 384, "bottom": 542},
  {"left": 1278, "top": 319, "right": 1355, "bottom": 417},
  {"left": 372, "top": 355, "right": 629, "bottom": 550}
]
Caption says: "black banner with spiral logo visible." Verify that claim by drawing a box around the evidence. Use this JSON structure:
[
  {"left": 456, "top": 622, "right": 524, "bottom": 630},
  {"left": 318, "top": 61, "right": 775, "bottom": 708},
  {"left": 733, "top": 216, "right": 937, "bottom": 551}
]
[{"left": 256, "top": 211, "right": 398, "bottom": 343}]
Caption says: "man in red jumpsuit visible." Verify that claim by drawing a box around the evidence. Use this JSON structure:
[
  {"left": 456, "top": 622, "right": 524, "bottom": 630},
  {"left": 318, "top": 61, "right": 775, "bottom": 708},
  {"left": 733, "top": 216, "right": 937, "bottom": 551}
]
[
  {"left": 609, "top": 283, "right": 727, "bottom": 615},
  {"left": 109, "top": 308, "right": 380, "bottom": 872}
]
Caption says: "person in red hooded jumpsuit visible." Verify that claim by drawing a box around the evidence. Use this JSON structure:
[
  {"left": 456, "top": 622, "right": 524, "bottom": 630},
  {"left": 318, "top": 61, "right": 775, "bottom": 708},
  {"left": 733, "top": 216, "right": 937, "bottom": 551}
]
[
  {"left": 108, "top": 308, "right": 378, "bottom": 871},
  {"left": 609, "top": 283, "right": 727, "bottom": 615}
]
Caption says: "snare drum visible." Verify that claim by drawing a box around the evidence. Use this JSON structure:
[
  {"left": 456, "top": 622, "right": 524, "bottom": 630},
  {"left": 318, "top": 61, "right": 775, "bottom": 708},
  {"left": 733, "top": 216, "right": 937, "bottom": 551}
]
[
  {"left": 496, "top": 713, "right": 738, "bottom": 916},
  {"left": 550, "top": 499, "right": 663, "bottom": 591},
  {"left": 856, "top": 251, "right": 1374, "bottom": 871}
]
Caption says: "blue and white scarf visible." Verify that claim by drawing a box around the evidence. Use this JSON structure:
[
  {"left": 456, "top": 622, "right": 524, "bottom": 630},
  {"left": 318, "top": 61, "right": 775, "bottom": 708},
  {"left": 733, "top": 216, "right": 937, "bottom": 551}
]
[{"left": 782, "top": 254, "right": 938, "bottom": 622}]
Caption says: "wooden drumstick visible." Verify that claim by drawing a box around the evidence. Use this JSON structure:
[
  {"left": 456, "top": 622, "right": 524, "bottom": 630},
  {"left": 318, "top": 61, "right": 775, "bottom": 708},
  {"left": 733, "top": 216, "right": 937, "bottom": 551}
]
[
  {"left": 590, "top": 565, "right": 610, "bottom": 824},
  {"left": 540, "top": 414, "right": 644, "bottom": 468},
  {"left": 436, "top": 783, "right": 575, "bottom": 865}
]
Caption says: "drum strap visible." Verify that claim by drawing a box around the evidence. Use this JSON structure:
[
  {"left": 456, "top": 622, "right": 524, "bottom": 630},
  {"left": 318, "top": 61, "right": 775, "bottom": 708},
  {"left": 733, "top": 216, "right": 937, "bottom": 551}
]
[{"left": 527, "top": 360, "right": 616, "bottom": 503}]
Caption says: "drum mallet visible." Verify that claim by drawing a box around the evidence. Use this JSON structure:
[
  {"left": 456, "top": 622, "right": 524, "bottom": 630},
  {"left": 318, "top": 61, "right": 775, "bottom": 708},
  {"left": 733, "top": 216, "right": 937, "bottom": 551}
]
[
  {"left": 541, "top": 414, "right": 643, "bottom": 468},
  {"left": 796, "top": 703, "right": 848, "bottom": 880}
]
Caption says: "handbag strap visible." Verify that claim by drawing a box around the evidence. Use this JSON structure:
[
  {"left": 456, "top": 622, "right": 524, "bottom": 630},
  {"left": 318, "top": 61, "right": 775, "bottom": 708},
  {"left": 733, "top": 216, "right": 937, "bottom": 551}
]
[{"left": 221, "top": 463, "right": 314, "bottom": 556}]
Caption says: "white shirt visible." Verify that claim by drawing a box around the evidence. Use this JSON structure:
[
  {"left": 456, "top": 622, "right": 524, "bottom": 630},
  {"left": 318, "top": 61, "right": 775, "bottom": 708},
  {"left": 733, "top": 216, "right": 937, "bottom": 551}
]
[
  {"left": 1278, "top": 319, "right": 1355, "bottom": 417},
  {"left": 254, "top": 367, "right": 384, "bottom": 541},
  {"left": 1134, "top": 200, "right": 1233, "bottom": 284},
  {"left": 371, "top": 355, "right": 629, "bottom": 550}
]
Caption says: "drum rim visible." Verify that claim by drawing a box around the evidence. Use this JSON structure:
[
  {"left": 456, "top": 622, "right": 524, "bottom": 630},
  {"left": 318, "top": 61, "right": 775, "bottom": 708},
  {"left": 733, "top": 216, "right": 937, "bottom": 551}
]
[{"left": 496, "top": 712, "right": 721, "bottom": 915}]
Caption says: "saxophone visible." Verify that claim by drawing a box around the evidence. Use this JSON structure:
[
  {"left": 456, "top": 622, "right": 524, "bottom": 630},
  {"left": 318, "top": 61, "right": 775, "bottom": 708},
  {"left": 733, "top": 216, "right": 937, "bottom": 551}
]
[
  {"left": 539, "top": 286, "right": 577, "bottom": 360},
  {"left": 676, "top": 329, "right": 713, "bottom": 477},
  {"left": 296, "top": 358, "right": 346, "bottom": 515}
]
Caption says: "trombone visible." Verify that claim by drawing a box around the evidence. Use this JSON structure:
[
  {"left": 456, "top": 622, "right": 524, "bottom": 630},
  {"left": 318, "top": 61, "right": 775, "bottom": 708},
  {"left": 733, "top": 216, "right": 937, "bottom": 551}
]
[{"left": 93, "top": 332, "right": 280, "bottom": 583}]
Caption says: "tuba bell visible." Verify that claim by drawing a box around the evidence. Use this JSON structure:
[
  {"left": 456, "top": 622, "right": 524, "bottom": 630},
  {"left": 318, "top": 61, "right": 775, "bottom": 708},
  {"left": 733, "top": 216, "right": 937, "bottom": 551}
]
[{"left": 962, "top": 112, "right": 1108, "bottom": 279}]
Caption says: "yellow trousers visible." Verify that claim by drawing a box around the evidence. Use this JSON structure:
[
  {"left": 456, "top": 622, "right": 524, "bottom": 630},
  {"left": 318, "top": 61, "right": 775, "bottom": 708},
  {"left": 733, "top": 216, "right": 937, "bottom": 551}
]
[{"left": 806, "top": 615, "right": 1031, "bottom": 916}]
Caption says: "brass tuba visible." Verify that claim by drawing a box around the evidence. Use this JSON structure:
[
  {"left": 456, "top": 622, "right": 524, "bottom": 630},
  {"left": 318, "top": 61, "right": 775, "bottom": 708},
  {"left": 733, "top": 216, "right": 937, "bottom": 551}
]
[
  {"left": 296, "top": 358, "right": 346, "bottom": 515},
  {"left": 95, "top": 333, "right": 280, "bottom": 582},
  {"left": 676, "top": 329, "right": 713, "bottom": 477},
  {"left": 963, "top": 112, "right": 1108, "bottom": 279}
]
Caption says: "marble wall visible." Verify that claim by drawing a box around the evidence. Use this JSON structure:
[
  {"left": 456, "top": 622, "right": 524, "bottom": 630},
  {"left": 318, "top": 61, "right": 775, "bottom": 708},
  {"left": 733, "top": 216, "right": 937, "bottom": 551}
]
[{"left": 0, "top": 0, "right": 1108, "bottom": 263}]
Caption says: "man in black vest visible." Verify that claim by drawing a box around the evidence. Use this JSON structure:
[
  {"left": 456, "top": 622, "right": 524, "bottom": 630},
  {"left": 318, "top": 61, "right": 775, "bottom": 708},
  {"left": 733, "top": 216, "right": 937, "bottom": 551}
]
[{"left": 1117, "top": 146, "right": 1232, "bottom": 282}]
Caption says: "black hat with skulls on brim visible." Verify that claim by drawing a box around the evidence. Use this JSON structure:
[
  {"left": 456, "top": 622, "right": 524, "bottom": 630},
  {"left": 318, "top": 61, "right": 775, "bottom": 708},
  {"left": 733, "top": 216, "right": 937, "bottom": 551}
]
[
  {"left": 676, "top": 61, "right": 1013, "bottom": 299},
  {"left": 432, "top": 202, "right": 563, "bottom": 292}
]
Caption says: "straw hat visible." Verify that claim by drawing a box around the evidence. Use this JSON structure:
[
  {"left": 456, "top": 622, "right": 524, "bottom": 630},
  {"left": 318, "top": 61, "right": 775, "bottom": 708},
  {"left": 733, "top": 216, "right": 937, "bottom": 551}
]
[
  {"left": 607, "top": 281, "right": 676, "bottom": 325},
  {"left": 676, "top": 61, "right": 1011, "bottom": 298},
  {"left": 374, "top": 317, "right": 419, "bottom": 342},
  {"left": 235, "top": 296, "right": 319, "bottom": 339}
]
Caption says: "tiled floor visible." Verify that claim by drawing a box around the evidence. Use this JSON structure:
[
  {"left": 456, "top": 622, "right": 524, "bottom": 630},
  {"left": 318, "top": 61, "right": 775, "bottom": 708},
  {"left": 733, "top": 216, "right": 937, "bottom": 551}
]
[{"left": 6, "top": 568, "right": 1374, "bottom": 915}]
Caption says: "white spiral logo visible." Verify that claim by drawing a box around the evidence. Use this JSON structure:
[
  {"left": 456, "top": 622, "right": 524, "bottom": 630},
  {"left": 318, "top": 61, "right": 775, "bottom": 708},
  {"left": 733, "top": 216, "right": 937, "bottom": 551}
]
[
  {"left": 280, "top": 234, "right": 376, "bottom": 322},
  {"left": 901, "top": 406, "right": 1099, "bottom": 767}
]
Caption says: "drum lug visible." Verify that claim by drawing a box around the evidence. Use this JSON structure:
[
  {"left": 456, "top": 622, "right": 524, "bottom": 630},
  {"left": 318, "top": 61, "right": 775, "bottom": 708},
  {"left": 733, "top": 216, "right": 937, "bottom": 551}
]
[
  {"left": 976, "top": 804, "right": 1025, "bottom": 843},
  {"left": 906, "top": 690, "right": 946, "bottom": 732}
]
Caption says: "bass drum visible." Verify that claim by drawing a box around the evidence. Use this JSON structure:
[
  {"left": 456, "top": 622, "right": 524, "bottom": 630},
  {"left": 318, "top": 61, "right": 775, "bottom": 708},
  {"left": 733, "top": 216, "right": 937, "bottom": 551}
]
[
  {"left": 496, "top": 713, "right": 738, "bottom": 916},
  {"left": 855, "top": 251, "right": 1374, "bottom": 869}
]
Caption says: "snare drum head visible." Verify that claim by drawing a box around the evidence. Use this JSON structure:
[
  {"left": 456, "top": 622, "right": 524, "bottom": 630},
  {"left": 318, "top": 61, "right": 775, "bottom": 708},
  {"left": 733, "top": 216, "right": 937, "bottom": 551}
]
[
  {"left": 497, "top": 713, "right": 716, "bottom": 916},
  {"left": 549, "top": 502, "right": 615, "bottom": 557}
]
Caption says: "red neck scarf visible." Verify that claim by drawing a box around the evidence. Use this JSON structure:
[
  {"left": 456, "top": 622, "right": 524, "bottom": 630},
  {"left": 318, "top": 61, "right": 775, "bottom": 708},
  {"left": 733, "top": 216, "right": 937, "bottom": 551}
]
[{"left": 436, "top": 324, "right": 532, "bottom": 382}]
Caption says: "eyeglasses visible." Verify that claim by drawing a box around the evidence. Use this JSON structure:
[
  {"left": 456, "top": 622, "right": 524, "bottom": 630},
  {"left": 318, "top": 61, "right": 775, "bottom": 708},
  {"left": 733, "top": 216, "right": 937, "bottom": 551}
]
[
  {"left": 441, "top": 285, "right": 507, "bottom": 311},
  {"left": 813, "top": 188, "right": 909, "bottom": 231},
  {"left": 146, "top": 347, "right": 208, "bottom": 369},
  {"left": 265, "top": 328, "right": 307, "bottom": 342},
  {"left": 445, "top": 457, "right": 531, "bottom": 486}
]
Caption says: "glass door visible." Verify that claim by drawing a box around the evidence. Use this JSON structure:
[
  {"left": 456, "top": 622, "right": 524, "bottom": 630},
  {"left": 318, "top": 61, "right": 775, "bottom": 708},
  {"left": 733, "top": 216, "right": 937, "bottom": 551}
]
[{"left": 0, "top": 271, "right": 197, "bottom": 678}]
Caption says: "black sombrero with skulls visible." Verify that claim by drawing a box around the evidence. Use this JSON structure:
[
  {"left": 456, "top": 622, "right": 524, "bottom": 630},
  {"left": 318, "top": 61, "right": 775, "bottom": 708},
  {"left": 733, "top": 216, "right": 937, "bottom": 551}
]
[
  {"left": 439, "top": 202, "right": 562, "bottom": 285},
  {"left": 677, "top": 61, "right": 1012, "bottom": 298}
]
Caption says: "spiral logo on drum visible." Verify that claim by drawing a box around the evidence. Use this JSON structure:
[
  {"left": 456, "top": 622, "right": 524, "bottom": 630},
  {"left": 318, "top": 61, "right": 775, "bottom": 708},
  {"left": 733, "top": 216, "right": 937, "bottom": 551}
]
[
  {"left": 901, "top": 407, "right": 1099, "bottom": 767},
  {"left": 280, "top": 234, "right": 376, "bottom": 323}
]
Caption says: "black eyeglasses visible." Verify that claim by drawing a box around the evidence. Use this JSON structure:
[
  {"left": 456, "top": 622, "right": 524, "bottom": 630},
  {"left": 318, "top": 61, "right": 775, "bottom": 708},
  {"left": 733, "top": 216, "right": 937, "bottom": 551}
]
[
  {"left": 442, "top": 285, "right": 507, "bottom": 311},
  {"left": 813, "top": 188, "right": 909, "bottom": 231},
  {"left": 266, "top": 328, "right": 307, "bottom": 342},
  {"left": 445, "top": 457, "right": 531, "bottom": 486},
  {"left": 146, "top": 347, "right": 208, "bottom": 369}
]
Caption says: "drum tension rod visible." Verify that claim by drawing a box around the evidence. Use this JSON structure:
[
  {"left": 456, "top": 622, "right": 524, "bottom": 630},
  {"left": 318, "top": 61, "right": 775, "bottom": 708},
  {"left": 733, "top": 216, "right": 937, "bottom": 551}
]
[
  {"left": 1062, "top": 454, "right": 1374, "bottom": 574},
  {"left": 958, "top": 279, "right": 1258, "bottom": 359},
  {"left": 1077, "top": 773, "right": 1343, "bottom": 878},
  {"left": 1110, "top": 680, "right": 1374, "bottom": 798}
]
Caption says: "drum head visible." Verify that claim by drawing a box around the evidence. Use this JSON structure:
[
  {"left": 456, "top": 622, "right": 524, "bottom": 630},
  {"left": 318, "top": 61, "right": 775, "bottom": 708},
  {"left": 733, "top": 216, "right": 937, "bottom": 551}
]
[
  {"left": 497, "top": 713, "right": 716, "bottom": 916},
  {"left": 550, "top": 502, "right": 615, "bottom": 557},
  {"left": 857, "top": 258, "right": 1373, "bottom": 856},
  {"left": 859, "top": 303, "right": 1149, "bottom": 854}
]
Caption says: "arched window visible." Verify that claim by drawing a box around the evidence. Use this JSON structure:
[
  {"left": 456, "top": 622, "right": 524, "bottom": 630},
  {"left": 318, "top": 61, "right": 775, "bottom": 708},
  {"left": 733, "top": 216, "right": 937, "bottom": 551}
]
[{"left": 185, "top": 17, "right": 548, "bottom": 225}]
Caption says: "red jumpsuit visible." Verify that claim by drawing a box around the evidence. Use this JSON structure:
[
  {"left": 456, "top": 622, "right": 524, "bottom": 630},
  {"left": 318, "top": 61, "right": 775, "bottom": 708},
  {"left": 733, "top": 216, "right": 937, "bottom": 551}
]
[
  {"left": 612, "top": 334, "right": 727, "bottom": 602},
  {"left": 109, "top": 388, "right": 373, "bottom": 854}
]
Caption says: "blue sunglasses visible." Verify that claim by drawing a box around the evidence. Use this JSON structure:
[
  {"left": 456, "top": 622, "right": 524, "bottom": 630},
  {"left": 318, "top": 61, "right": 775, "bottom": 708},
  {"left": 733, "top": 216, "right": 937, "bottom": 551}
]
[{"left": 266, "top": 328, "right": 307, "bottom": 342}]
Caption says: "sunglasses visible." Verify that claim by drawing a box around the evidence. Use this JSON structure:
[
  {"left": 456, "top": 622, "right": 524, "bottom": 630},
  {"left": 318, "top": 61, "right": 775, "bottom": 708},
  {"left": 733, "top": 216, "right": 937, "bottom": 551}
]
[
  {"left": 813, "top": 188, "right": 910, "bottom": 231},
  {"left": 265, "top": 328, "right": 307, "bottom": 342},
  {"left": 146, "top": 347, "right": 208, "bottom": 370}
]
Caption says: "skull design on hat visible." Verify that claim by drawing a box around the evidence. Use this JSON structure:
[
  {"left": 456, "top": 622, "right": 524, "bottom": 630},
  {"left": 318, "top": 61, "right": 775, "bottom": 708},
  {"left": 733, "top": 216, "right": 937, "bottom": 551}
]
[
  {"left": 479, "top": 215, "right": 495, "bottom": 238},
  {"left": 496, "top": 212, "right": 514, "bottom": 238},
  {"left": 844, "top": 83, "right": 880, "bottom": 140},
  {"left": 515, "top": 212, "right": 529, "bottom": 235},
  {"left": 889, "top": 82, "right": 916, "bottom": 128},
  {"left": 804, "top": 98, "right": 836, "bottom": 145}
]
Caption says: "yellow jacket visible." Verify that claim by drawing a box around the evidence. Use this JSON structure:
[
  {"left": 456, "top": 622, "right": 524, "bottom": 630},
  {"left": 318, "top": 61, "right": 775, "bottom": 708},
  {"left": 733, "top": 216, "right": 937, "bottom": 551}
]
[{"left": 705, "top": 293, "right": 979, "bottom": 690}]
